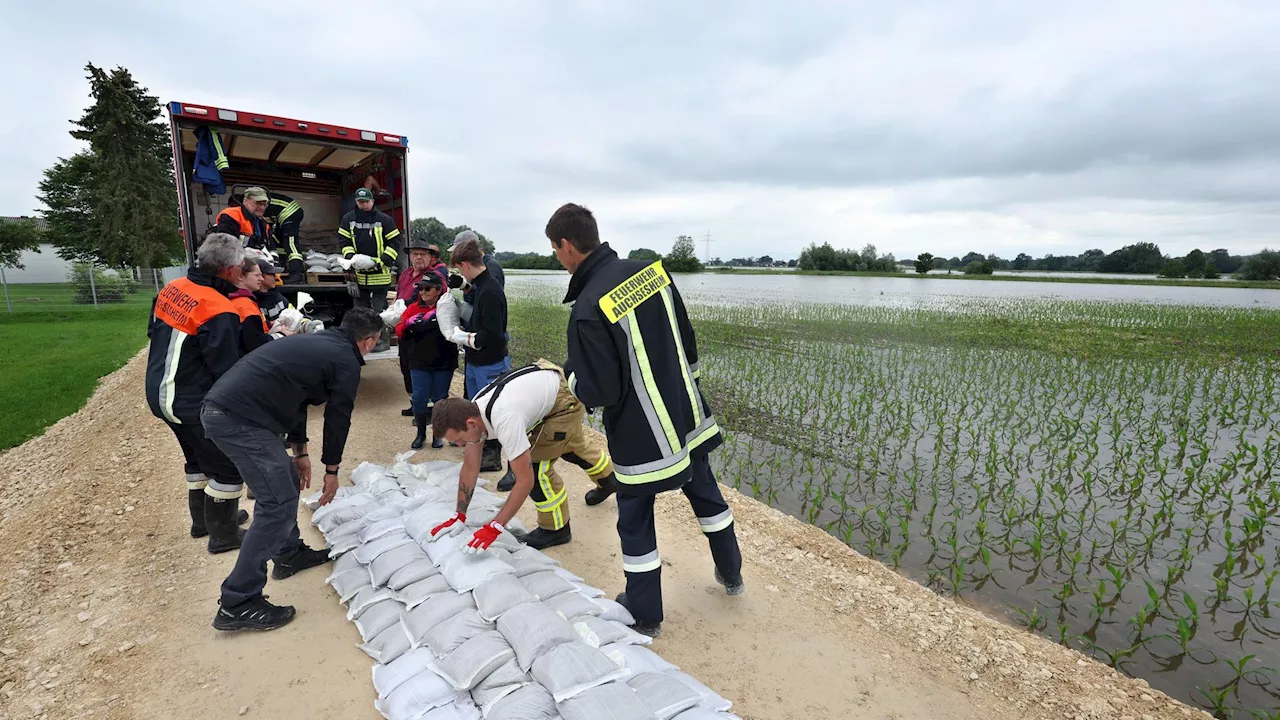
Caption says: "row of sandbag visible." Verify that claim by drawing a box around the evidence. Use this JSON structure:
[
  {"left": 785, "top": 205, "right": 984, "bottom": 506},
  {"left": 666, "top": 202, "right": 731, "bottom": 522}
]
[
  {"left": 304, "top": 249, "right": 355, "bottom": 273},
  {"left": 307, "top": 456, "right": 740, "bottom": 720}
]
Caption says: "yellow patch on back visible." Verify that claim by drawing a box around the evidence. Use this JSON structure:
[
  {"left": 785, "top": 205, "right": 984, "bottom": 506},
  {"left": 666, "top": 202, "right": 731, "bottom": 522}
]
[{"left": 598, "top": 261, "right": 671, "bottom": 324}]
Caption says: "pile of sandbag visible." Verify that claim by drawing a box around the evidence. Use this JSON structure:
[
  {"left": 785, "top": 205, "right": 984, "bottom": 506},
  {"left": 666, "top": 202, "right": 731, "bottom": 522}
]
[
  {"left": 307, "top": 454, "right": 740, "bottom": 720},
  {"left": 304, "top": 250, "right": 354, "bottom": 274}
]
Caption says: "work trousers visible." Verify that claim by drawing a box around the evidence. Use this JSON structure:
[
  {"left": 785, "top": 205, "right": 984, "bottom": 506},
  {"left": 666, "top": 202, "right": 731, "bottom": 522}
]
[
  {"left": 355, "top": 285, "right": 390, "bottom": 313},
  {"left": 526, "top": 380, "right": 614, "bottom": 531},
  {"left": 201, "top": 405, "right": 304, "bottom": 608},
  {"left": 164, "top": 418, "right": 243, "bottom": 498},
  {"left": 464, "top": 356, "right": 511, "bottom": 400},
  {"left": 617, "top": 451, "right": 741, "bottom": 625},
  {"left": 410, "top": 368, "right": 453, "bottom": 415}
]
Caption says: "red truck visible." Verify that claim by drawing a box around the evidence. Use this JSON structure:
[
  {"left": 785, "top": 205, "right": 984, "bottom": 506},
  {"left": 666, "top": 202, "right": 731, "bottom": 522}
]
[{"left": 165, "top": 100, "right": 411, "bottom": 324}]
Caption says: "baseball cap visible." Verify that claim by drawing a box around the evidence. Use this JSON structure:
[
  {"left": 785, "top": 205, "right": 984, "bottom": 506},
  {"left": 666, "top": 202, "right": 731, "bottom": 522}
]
[
  {"left": 415, "top": 273, "right": 444, "bottom": 291},
  {"left": 256, "top": 258, "right": 284, "bottom": 275},
  {"left": 354, "top": 188, "right": 374, "bottom": 202},
  {"left": 243, "top": 187, "right": 269, "bottom": 202}
]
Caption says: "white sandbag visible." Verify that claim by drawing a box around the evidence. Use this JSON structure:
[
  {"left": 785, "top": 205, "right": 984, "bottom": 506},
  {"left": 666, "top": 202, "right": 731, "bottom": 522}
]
[
  {"left": 405, "top": 503, "right": 459, "bottom": 542},
  {"left": 331, "top": 550, "right": 365, "bottom": 579},
  {"left": 372, "top": 647, "right": 437, "bottom": 698},
  {"left": 360, "top": 517, "right": 408, "bottom": 544},
  {"left": 425, "top": 532, "right": 467, "bottom": 564},
  {"left": 473, "top": 574, "right": 537, "bottom": 622},
  {"left": 419, "top": 705, "right": 481, "bottom": 720},
  {"left": 353, "top": 533, "right": 415, "bottom": 564},
  {"left": 388, "top": 558, "right": 442, "bottom": 591},
  {"left": 355, "top": 599, "right": 404, "bottom": 641},
  {"left": 573, "top": 616, "right": 653, "bottom": 648},
  {"left": 374, "top": 668, "right": 461, "bottom": 720},
  {"left": 428, "top": 630, "right": 513, "bottom": 690},
  {"left": 485, "top": 683, "right": 559, "bottom": 720},
  {"left": 328, "top": 568, "right": 373, "bottom": 602},
  {"left": 402, "top": 591, "right": 477, "bottom": 644},
  {"left": 544, "top": 591, "right": 604, "bottom": 621},
  {"left": 370, "top": 543, "right": 432, "bottom": 587},
  {"left": 471, "top": 657, "right": 532, "bottom": 711},
  {"left": 306, "top": 485, "right": 354, "bottom": 510},
  {"left": 328, "top": 532, "right": 363, "bottom": 558},
  {"left": 497, "top": 601, "right": 580, "bottom": 671},
  {"left": 552, "top": 567, "right": 586, "bottom": 584},
  {"left": 671, "top": 709, "right": 740, "bottom": 720},
  {"left": 348, "top": 587, "right": 396, "bottom": 619},
  {"left": 664, "top": 671, "right": 732, "bottom": 713},
  {"left": 381, "top": 298, "right": 407, "bottom": 327},
  {"left": 439, "top": 549, "right": 516, "bottom": 593},
  {"left": 350, "top": 253, "right": 377, "bottom": 271},
  {"left": 395, "top": 574, "right": 454, "bottom": 609},
  {"left": 361, "top": 620, "right": 412, "bottom": 664},
  {"left": 510, "top": 546, "right": 561, "bottom": 568},
  {"left": 601, "top": 644, "right": 678, "bottom": 675},
  {"left": 313, "top": 493, "right": 378, "bottom": 529},
  {"left": 626, "top": 672, "right": 702, "bottom": 720},
  {"left": 520, "top": 570, "right": 577, "bottom": 601},
  {"left": 532, "top": 641, "right": 629, "bottom": 702},
  {"left": 556, "top": 681, "right": 658, "bottom": 720},
  {"left": 570, "top": 582, "right": 606, "bottom": 599},
  {"left": 421, "top": 609, "right": 495, "bottom": 656},
  {"left": 591, "top": 597, "right": 637, "bottom": 626}
]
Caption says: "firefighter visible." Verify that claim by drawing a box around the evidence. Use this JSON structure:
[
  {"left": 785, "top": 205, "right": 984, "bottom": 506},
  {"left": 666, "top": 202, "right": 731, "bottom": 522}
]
[
  {"left": 214, "top": 187, "right": 272, "bottom": 250},
  {"left": 252, "top": 257, "right": 290, "bottom": 328},
  {"left": 339, "top": 187, "right": 401, "bottom": 351},
  {"left": 428, "top": 360, "right": 618, "bottom": 551},
  {"left": 228, "top": 258, "right": 273, "bottom": 354},
  {"left": 263, "top": 191, "right": 306, "bottom": 283},
  {"left": 144, "top": 233, "right": 252, "bottom": 554},
  {"left": 546, "top": 202, "right": 744, "bottom": 638}
]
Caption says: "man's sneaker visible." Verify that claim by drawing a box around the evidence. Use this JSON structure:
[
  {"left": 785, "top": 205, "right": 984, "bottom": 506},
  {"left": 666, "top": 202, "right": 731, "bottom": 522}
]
[
  {"left": 212, "top": 595, "right": 296, "bottom": 632},
  {"left": 519, "top": 525, "right": 572, "bottom": 550},
  {"left": 615, "top": 592, "right": 661, "bottom": 638},
  {"left": 715, "top": 569, "right": 746, "bottom": 596},
  {"left": 271, "top": 543, "right": 332, "bottom": 580}
]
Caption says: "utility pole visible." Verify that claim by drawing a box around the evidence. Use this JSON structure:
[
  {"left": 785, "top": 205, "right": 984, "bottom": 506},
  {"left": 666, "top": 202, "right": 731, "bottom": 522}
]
[{"left": 703, "top": 229, "right": 714, "bottom": 264}]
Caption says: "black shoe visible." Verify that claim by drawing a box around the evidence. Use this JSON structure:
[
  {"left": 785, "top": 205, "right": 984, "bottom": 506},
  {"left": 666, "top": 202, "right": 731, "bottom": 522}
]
[
  {"left": 271, "top": 543, "right": 332, "bottom": 580},
  {"left": 496, "top": 465, "right": 516, "bottom": 491},
  {"left": 584, "top": 472, "right": 617, "bottom": 506},
  {"left": 615, "top": 593, "right": 661, "bottom": 638},
  {"left": 204, "top": 496, "right": 246, "bottom": 554},
  {"left": 401, "top": 407, "right": 414, "bottom": 417},
  {"left": 411, "top": 413, "right": 428, "bottom": 450},
  {"left": 521, "top": 525, "right": 572, "bottom": 550},
  {"left": 715, "top": 569, "right": 746, "bottom": 596},
  {"left": 431, "top": 432, "right": 443, "bottom": 449},
  {"left": 480, "top": 440, "right": 503, "bottom": 472},
  {"left": 213, "top": 595, "right": 296, "bottom": 632}
]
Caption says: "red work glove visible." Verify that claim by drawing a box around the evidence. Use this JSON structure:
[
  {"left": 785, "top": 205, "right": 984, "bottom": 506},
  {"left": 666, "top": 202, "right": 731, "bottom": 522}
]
[
  {"left": 429, "top": 512, "right": 467, "bottom": 541},
  {"left": 463, "top": 521, "right": 504, "bottom": 554}
]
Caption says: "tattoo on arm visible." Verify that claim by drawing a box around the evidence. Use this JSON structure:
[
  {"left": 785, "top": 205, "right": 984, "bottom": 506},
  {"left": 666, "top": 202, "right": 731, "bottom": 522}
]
[{"left": 456, "top": 480, "right": 474, "bottom": 515}]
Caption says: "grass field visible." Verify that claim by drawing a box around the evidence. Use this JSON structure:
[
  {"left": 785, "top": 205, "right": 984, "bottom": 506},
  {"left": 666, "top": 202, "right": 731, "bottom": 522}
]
[{"left": 0, "top": 285, "right": 153, "bottom": 451}]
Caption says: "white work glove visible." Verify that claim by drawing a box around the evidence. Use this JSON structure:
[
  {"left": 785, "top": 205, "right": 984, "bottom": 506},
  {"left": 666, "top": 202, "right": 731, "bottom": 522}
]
[
  {"left": 449, "top": 327, "right": 476, "bottom": 348},
  {"left": 350, "top": 254, "right": 377, "bottom": 271}
]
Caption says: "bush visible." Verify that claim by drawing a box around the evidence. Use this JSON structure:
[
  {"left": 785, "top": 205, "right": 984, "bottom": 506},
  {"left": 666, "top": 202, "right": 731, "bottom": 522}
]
[
  {"left": 963, "top": 261, "right": 993, "bottom": 275},
  {"left": 1158, "top": 259, "right": 1187, "bottom": 279},
  {"left": 1236, "top": 250, "right": 1280, "bottom": 281},
  {"left": 914, "top": 253, "right": 935, "bottom": 274},
  {"left": 68, "top": 263, "right": 132, "bottom": 304}
]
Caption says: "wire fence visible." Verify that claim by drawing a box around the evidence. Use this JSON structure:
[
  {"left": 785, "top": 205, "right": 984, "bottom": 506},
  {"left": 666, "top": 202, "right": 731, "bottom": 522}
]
[{"left": 0, "top": 264, "right": 184, "bottom": 314}]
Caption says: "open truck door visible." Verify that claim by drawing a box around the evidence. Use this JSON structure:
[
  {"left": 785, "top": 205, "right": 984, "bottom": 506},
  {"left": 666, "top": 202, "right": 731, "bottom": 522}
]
[{"left": 165, "top": 101, "right": 410, "bottom": 326}]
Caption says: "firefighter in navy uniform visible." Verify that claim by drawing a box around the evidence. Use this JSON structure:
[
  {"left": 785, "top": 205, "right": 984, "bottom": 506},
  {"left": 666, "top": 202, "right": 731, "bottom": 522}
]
[
  {"left": 339, "top": 186, "right": 401, "bottom": 351},
  {"left": 214, "top": 187, "right": 272, "bottom": 250},
  {"left": 263, "top": 191, "right": 306, "bottom": 283},
  {"left": 546, "top": 203, "right": 744, "bottom": 638}
]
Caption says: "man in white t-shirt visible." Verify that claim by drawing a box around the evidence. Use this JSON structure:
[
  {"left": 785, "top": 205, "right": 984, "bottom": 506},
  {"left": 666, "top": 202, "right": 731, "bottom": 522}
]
[{"left": 426, "top": 361, "right": 617, "bottom": 550}]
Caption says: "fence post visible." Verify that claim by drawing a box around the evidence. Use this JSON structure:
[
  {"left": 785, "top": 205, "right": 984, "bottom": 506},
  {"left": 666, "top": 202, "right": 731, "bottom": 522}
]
[
  {"left": 88, "top": 264, "right": 99, "bottom": 309},
  {"left": 0, "top": 265, "right": 10, "bottom": 313},
  {"left": 153, "top": 268, "right": 161, "bottom": 293}
]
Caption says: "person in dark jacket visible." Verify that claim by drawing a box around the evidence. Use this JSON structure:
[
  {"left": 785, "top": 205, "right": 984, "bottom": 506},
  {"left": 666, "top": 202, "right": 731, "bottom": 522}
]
[
  {"left": 448, "top": 236, "right": 510, "bottom": 472},
  {"left": 253, "top": 257, "right": 290, "bottom": 328},
  {"left": 228, "top": 259, "right": 272, "bottom": 354},
  {"left": 394, "top": 273, "right": 458, "bottom": 450},
  {"left": 145, "top": 233, "right": 251, "bottom": 554},
  {"left": 214, "top": 187, "right": 272, "bottom": 249},
  {"left": 263, "top": 191, "right": 305, "bottom": 282},
  {"left": 395, "top": 238, "right": 438, "bottom": 417},
  {"left": 201, "top": 308, "right": 385, "bottom": 632},
  {"left": 546, "top": 202, "right": 744, "bottom": 637}
]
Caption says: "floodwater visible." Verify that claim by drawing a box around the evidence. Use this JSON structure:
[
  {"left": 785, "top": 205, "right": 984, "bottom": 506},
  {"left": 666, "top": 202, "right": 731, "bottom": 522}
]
[{"left": 504, "top": 270, "right": 1280, "bottom": 309}]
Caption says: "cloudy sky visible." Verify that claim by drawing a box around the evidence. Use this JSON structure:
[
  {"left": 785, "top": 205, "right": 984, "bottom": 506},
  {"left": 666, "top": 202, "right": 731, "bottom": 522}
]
[{"left": 2, "top": 0, "right": 1277, "bottom": 261}]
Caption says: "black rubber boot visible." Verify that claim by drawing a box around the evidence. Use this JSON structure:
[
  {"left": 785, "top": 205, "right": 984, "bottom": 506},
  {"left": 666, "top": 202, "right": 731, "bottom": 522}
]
[
  {"left": 715, "top": 568, "right": 746, "bottom": 596},
  {"left": 432, "top": 429, "right": 444, "bottom": 449},
  {"left": 520, "top": 525, "right": 572, "bottom": 550},
  {"left": 401, "top": 406, "right": 414, "bottom": 417},
  {"left": 188, "top": 489, "right": 208, "bottom": 538},
  {"left": 584, "top": 473, "right": 617, "bottom": 506},
  {"left": 271, "top": 542, "right": 332, "bottom": 580},
  {"left": 496, "top": 464, "right": 516, "bottom": 491},
  {"left": 615, "top": 592, "right": 661, "bottom": 638},
  {"left": 205, "top": 495, "right": 246, "bottom": 554},
  {"left": 480, "top": 439, "right": 503, "bottom": 472},
  {"left": 411, "top": 413, "right": 428, "bottom": 450},
  {"left": 213, "top": 595, "right": 296, "bottom": 632}
]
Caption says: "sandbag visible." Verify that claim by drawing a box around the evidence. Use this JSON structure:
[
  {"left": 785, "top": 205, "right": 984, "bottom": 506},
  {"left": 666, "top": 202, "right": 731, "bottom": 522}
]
[
  {"left": 665, "top": 671, "right": 732, "bottom": 713},
  {"left": 402, "top": 591, "right": 478, "bottom": 644},
  {"left": 395, "top": 574, "right": 454, "bottom": 610},
  {"left": 591, "top": 597, "right": 637, "bottom": 626},
  {"left": 381, "top": 299, "right": 407, "bottom": 328},
  {"left": 439, "top": 549, "right": 516, "bottom": 592},
  {"left": 626, "top": 672, "right": 702, "bottom": 720},
  {"left": 404, "top": 503, "right": 458, "bottom": 542},
  {"left": 552, "top": 567, "right": 586, "bottom": 584},
  {"left": 544, "top": 591, "right": 604, "bottom": 621},
  {"left": 601, "top": 644, "right": 678, "bottom": 675},
  {"left": 497, "top": 601, "right": 580, "bottom": 670},
  {"left": 532, "top": 641, "right": 629, "bottom": 702},
  {"left": 471, "top": 657, "right": 532, "bottom": 711},
  {"left": 485, "top": 683, "right": 559, "bottom": 720},
  {"left": 573, "top": 616, "right": 653, "bottom": 648},
  {"left": 348, "top": 587, "right": 396, "bottom": 619},
  {"left": 350, "top": 253, "right": 377, "bottom": 271},
  {"left": 387, "top": 558, "right": 442, "bottom": 591},
  {"left": 361, "top": 620, "right": 412, "bottom": 664},
  {"left": 556, "top": 681, "right": 657, "bottom": 720},
  {"left": 360, "top": 517, "right": 409, "bottom": 544},
  {"left": 570, "top": 582, "right": 606, "bottom": 599},
  {"left": 330, "top": 550, "right": 365, "bottom": 579},
  {"left": 370, "top": 543, "right": 431, "bottom": 587},
  {"left": 428, "top": 630, "right": 514, "bottom": 690},
  {"left": 473, "top": 574, "right": 536, "bottom": 621},
  {"left": 421, "top": 609, "right": 495, "bottom": 657},
  {"left": 425, "top": 532, "right": 467, "bottom": 564},
  {"left": 420, "top": 705, "right": 480, "bottom": 720},
  {"left": 671, "top": 709, "right": 741, "bottom": 720},
  {"left": 510, "top": 546, "right": 560, "bottom": 568},
  {"left": 520, "top": 570, "right": 577, "bottom": 601},
  {"left": 328, "top": 568, "right": 373, "bottom": 603},
  {"left": 354, "top": 533, "right": 415, "bottom": 564},
  {"left": 372, "top": 647, "right": 436, "bottom": 698},
  {"left": 355, "top": 598, "right": 404, "bottom": 641},
  {"left": 373, "top": 668, "right": 461, "bottom": 720},
  {"left": 328, "top": 532, "right": 363, "bottom": 557}
]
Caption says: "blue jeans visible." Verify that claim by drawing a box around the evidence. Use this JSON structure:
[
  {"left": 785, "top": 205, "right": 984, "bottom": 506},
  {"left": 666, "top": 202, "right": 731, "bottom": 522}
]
[
  {"left": 410, "top": 369, "right": 454, "bottom": 415},
  {"left": 465, "top": 356, "right": 511, "bottom": 399}
]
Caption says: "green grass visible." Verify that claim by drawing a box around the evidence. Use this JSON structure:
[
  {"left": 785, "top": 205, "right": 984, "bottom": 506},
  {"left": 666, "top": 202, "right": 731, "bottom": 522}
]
[
  {"left": 0, "top": 303, "right": 151, "bottom": 451},
  {"left": 1, "top": 281, "right": 157, "bottom": 313},
  {"left": 711, "top": 266, "right": 1280, "bottom": 289}
]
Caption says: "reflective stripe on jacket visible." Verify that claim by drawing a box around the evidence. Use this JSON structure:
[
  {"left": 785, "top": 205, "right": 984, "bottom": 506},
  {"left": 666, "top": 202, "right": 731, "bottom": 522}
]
[{"left": 338, "top": 209, "right": 401, "bottom": 286}]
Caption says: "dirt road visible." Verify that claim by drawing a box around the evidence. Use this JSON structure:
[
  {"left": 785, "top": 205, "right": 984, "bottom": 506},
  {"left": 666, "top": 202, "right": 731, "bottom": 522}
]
[{"left": 0, "top": 353, "right": 1210, "bottom": 720}]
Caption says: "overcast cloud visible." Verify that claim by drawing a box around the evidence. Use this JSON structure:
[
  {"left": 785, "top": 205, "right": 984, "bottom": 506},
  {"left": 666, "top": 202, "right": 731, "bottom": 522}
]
[{"left": 2, "top": 0, "right": 1277, "bottom": 260}]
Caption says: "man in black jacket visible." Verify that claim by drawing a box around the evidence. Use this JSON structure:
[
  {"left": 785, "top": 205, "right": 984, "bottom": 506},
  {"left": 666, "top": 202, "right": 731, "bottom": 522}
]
[
  {"left": 546, "top": 202, "right": 743, "bottom": 638},
  {"left": 200, "top": 308, "right": 384, "bottom": 631},
  {"left": 448, "top": 236, "right": 510, "bottom": 472}
]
